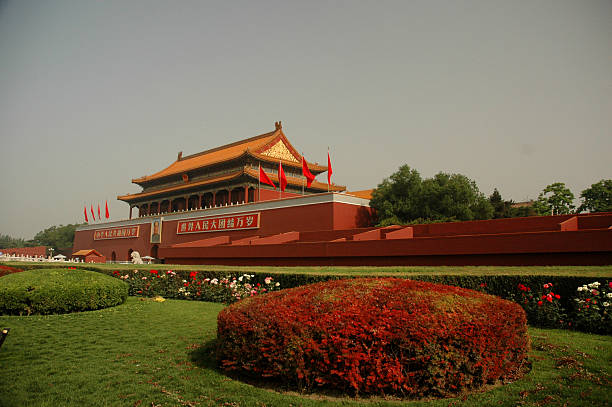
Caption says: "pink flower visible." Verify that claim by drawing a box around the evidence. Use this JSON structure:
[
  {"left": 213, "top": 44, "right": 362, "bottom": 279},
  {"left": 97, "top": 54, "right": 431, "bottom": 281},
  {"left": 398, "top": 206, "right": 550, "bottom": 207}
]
[{"left": 543, "top": 284, "right": 549, "bottom": 289}]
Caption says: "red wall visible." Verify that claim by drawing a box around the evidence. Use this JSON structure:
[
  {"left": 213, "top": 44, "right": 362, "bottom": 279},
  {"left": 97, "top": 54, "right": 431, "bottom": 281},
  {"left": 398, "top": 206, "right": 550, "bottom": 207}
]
[{"left": 73, "top": 200, "right": 370, "bottom": 261}]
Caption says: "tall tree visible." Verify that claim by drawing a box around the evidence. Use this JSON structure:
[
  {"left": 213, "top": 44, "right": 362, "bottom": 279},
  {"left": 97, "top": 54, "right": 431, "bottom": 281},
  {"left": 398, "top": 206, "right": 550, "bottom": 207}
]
[
  {"left": 577, "top": 179, "right": 612, "bottom": 213},
  {"left": 370, "top": 165, "right": 423, "bottom": 226},
  {"left": 489, "top": 188, "right": 514, "bottom": 218},
  {"left": 0, "top": 234, "right": 30, "bottom": 249},
  {"left": 533, "top": 182, "right": 575, "bottom": 215},
  {"left": 370, "top": 165, "right": 493, "bottom": 225},
  {"left": 31, "top": 224, "right": 81, "bottom": 250}
]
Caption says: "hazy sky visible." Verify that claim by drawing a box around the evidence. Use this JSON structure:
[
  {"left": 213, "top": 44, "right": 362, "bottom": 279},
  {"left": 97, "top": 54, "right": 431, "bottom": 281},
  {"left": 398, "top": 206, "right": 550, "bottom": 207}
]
[{"left": 1, "top": 0, "right": 611, "bottom": 239}]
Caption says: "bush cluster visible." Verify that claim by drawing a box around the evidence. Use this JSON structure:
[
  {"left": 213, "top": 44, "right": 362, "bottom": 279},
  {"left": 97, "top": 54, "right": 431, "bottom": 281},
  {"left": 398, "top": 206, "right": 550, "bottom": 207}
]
[
  {"left": 217, "top": 278, "right": 529, "bottom": 397},
  {"left": 0, "top": 268, "right": 128, "bottom": 315}
]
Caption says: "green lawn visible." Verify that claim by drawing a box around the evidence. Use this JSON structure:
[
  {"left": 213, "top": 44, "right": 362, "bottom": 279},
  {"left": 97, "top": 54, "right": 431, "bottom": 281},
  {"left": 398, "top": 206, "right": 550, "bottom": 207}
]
[
  {"left": 4, "top": 262, "right": 612, "bottom": 277},
  {"left": 0, "top": 298, "right": 610, "bottom": 407}
]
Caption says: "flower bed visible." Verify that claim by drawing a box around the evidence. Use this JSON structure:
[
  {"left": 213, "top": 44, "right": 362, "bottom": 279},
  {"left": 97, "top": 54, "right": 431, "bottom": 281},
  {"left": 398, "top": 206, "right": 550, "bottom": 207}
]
[
  {"left": 109, "top": 269, "right": 280, "bottom": 304},
  {"left": 0, "top": 264, "right": 23, "bottom": 278},
  {"left": 217, "top": 278, "right": 530, "bottom": 397}
]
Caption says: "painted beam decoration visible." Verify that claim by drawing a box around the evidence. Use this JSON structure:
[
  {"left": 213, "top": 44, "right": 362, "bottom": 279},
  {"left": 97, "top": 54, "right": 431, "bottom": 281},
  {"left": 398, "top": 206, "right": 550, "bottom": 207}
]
[
  {"left": 94, "top": 226, "right": 139, "bottom": 240},
  {"left": 177, "top": 212, "right": 260, "bottom": 234}
]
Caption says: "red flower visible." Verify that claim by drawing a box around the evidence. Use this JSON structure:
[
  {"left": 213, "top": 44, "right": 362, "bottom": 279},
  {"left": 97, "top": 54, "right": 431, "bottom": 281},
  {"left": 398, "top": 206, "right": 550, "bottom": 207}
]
[
  {"left": 137, "top": 290, "right": 142, "bottom": 294},
  {"left": 479, "top": 283, "right": 487, "bottom": 288},
  {"left": 150, "top": 270, "right": 158, "bottom": 274},
  {"left": 189, "top": 271, "right": 198, "bottom": 279},
  {"left": 554, "top": 294, "right": 560, "bottom": 299},
  {"left": 546, "top": 296, "right": 553, "bottom": 303},
  {"left": 537, "top": 301, "right": 543, "bottom": 306},
  {"left": 183, "top": 283, "right": 189, "bottom": 287}
]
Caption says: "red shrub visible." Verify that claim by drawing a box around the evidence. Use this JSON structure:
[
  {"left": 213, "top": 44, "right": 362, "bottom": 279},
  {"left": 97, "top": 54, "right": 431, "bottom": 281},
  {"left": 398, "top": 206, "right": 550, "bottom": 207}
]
[
  {"left": 217, "top": 278, "right": 529, "bottom": 397},
  {"left": 0, "top": 265, "right": 23, "bottom": 278}
]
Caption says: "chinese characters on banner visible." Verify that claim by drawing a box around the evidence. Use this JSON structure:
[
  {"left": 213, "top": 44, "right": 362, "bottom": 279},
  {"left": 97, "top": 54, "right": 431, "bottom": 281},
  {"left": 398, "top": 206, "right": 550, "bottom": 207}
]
[
  {"left": 94, "top": 226, "right": 139, "bottom": 240},
  {"left": 177, "top": 212, "right": 260, "bottom": 234}
]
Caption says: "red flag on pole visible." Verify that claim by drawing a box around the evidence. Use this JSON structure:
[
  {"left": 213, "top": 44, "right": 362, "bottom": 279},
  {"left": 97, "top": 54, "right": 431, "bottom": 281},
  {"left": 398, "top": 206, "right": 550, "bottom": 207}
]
[
  {"left": 98, "top": 204, "right": 101, "bottom": 220},
  {"left": 84, "top": 205, "right": 89, "bottom": 223},
  {"left": 105, "top": 200, "right": 110, "bottom": 219},
  {"left": 90, "top": 204, "right": 96, "bottom": 221},
  {"left": 279, "top": 160, "right": 287, "bottom": 192},
  {"left": 259, "top": 164, "right": 276, "bottom": 189},
  {"left": 327, "top": 150, "right": 333, "bottom": 187},
  {"left": 302, "top": 156, "right": 315, "bottom": 188}
]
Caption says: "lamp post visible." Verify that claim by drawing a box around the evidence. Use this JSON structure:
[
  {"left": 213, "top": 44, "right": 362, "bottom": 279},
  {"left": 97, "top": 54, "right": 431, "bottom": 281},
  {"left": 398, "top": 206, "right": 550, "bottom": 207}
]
[{"left": 49, "top": 247, "right": 54, "bottom": 259}]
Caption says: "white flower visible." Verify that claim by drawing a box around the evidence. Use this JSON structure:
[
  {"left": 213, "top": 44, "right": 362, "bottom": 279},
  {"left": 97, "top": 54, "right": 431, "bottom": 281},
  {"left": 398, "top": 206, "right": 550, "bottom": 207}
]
[
  {"left": 211, "top": 278, "right": 218, "bottom": 285},
  {"left": 182, "top": 279, "right": 187, "bottom": 283},
  {"left": 607, "top": 293, "right": 612, "bottom": 298},
  {"left": 238, "top": 276, "right": 243, "bottom": 282},
  {"left": 265, "top": 277, "right": 272, "bottom": 285},
  {"left": 275, "top": 282, "right": 280, "bottom": 287},
  {"left": 603, "top": 302, "right": 610, "bottom": 307},
  {"left": 577, "top": 287, "right": 584, "bottom": 292}
]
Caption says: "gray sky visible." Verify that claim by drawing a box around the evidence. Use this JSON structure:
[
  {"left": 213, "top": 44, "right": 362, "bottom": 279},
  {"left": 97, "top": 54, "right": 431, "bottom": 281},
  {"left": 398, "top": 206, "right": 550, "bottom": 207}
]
[{"left": 1, "top": 0, "right": 611, "bottom": 239}]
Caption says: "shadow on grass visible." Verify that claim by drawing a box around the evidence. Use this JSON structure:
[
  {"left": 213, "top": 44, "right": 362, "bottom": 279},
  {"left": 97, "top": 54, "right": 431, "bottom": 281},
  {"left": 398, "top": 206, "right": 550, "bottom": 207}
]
[{"left": 188, "top": 338, "right": 219, "bottom": 371}]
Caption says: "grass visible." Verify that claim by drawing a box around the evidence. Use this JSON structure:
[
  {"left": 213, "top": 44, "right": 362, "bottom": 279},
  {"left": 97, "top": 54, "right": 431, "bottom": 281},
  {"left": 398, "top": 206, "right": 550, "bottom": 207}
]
[
  {"left": 3, "top": 261, "right": 612, "bottom": 277},
  {"left": 0, "top": 298, "right": 610, "bottom": 407}
]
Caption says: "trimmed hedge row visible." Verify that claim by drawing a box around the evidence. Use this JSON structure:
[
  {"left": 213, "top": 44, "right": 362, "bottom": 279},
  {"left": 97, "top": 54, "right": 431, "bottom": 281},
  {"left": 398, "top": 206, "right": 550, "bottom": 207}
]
[
  {"left": 0, "top": 268, "right": 128, "bottom": 315},
  {"left": 217, "top": 278, "right": 530, "bottom": 396},
  {"left": 2, "top": 263, "right": 610, "bottom": 333}
]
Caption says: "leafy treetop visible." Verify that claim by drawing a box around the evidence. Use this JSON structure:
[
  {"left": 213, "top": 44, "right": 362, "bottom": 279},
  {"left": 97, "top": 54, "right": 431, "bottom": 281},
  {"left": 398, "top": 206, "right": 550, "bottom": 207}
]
[{"left": 578, "top": 179, "right": 612, "bottom": 213}]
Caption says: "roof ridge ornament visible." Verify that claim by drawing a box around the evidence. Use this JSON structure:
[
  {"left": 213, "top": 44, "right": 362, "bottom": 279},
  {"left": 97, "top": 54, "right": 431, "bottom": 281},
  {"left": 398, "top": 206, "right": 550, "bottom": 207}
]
[
  {"left": 274, "top": 121, "right": 282, "bottom": 130},
  {"left": 177, "top": 151, "right": 183, "bottom": 161}
]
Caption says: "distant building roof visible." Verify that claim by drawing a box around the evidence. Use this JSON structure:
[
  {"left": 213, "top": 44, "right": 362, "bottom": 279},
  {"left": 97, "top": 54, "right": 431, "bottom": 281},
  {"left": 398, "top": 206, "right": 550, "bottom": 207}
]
[
  {"left": 346, "top": 189, "right": 374, "bottom": 200},
  {"left": 72, "top": 249, "right": 104, "bottom": 257},
  {"left": 511, "top": 201, "right": 534, "bottom": 208},
  {"left": 1, "top": 246, "right": 47, "bottom": 257}
]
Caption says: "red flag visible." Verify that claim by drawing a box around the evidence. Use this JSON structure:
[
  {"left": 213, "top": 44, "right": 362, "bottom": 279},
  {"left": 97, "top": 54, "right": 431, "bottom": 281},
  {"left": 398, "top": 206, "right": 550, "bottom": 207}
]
[
  {"left": 84, "top": 206, "right": 89, "bottom": 223},
  {"left": 259, "top": 164, "right": 276, "bottom": 189},
  {"left": 98, "top": 204, "right": 101, "bottom": 220},
  {"left": 105, "top": 200, "right": 110, "bottom": 219},
  {"left": 327, "top": 151, "right": 333, "bottom": 186},
  {"left": 90, "top": 204, "right": 96, "bottom": 221},
  {"left": 279, "top": 161, "right": 287, "bottom": 192},
  {"left": 302, "top": 156, "right": 315, "bottom": 188}
]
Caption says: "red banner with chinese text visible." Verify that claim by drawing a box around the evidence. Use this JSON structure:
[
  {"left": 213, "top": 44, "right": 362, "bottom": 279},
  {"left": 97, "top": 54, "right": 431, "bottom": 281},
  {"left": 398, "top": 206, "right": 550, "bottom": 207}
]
[
  {"left": 94, "top": 226, "right": 140, "bottom": 240},
  {"left": 177, "top": 212, "right": 260, "bottom": 234}
]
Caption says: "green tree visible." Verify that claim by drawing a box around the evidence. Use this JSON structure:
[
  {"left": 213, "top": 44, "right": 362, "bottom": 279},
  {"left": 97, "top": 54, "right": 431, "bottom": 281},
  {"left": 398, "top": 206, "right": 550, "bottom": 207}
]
[
  {"left": 420, "top": 173, "right": 493, "bottom": 222},
  {"left": 577, "top": 179, "right": 612, "bottom": 213},
  {"left": 31, "top": 224, "right": 81, "bottom": 250},
  {"left": 0, "top": 234, "right": 30, "bottom": 249},
  {"left": 370, "top": 166, "right": 493, "bottom": 225},
  {"left": 533, "top": 182, "right": 575, "bottom": 215},
  {"left": 370, "top": 165, "right": 423, "bottom": 226},
  {"left": 489, "top": 188, "right": 514, "bottom": 218}
]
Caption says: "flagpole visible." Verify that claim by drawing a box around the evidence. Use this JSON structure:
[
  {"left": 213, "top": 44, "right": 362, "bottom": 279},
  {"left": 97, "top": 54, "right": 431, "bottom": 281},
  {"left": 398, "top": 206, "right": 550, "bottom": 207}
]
[
  {"left": 279, "top": 160, "right": 282, "bottom": 200},
  {"left": 327, "top": 146, "right": 330, "bottom": 192},
  {"left": 258, "top": 162, "right": 261, "bottom": 202},
  {"left": 301, "top": 154, "right": 304, "bottom": 195}
]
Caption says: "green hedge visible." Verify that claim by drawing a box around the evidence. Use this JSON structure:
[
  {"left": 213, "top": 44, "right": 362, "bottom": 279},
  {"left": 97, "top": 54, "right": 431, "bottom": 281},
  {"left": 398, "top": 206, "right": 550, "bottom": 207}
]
[
  {"left": 2, "top": 263, "right": 610, "bottom": 333},
  {"left": 0, "top": 268, "right": 128, "bottom": 315}
]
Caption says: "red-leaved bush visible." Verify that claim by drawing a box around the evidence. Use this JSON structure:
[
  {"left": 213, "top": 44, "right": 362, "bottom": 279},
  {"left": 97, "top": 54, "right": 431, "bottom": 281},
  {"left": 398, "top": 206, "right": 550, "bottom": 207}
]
[
  {"left": 0, "top": 265, "right": 23, "bottom": 278},
  {"left": 217, "top": 278, "right": 529, "bottom": 397}
]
